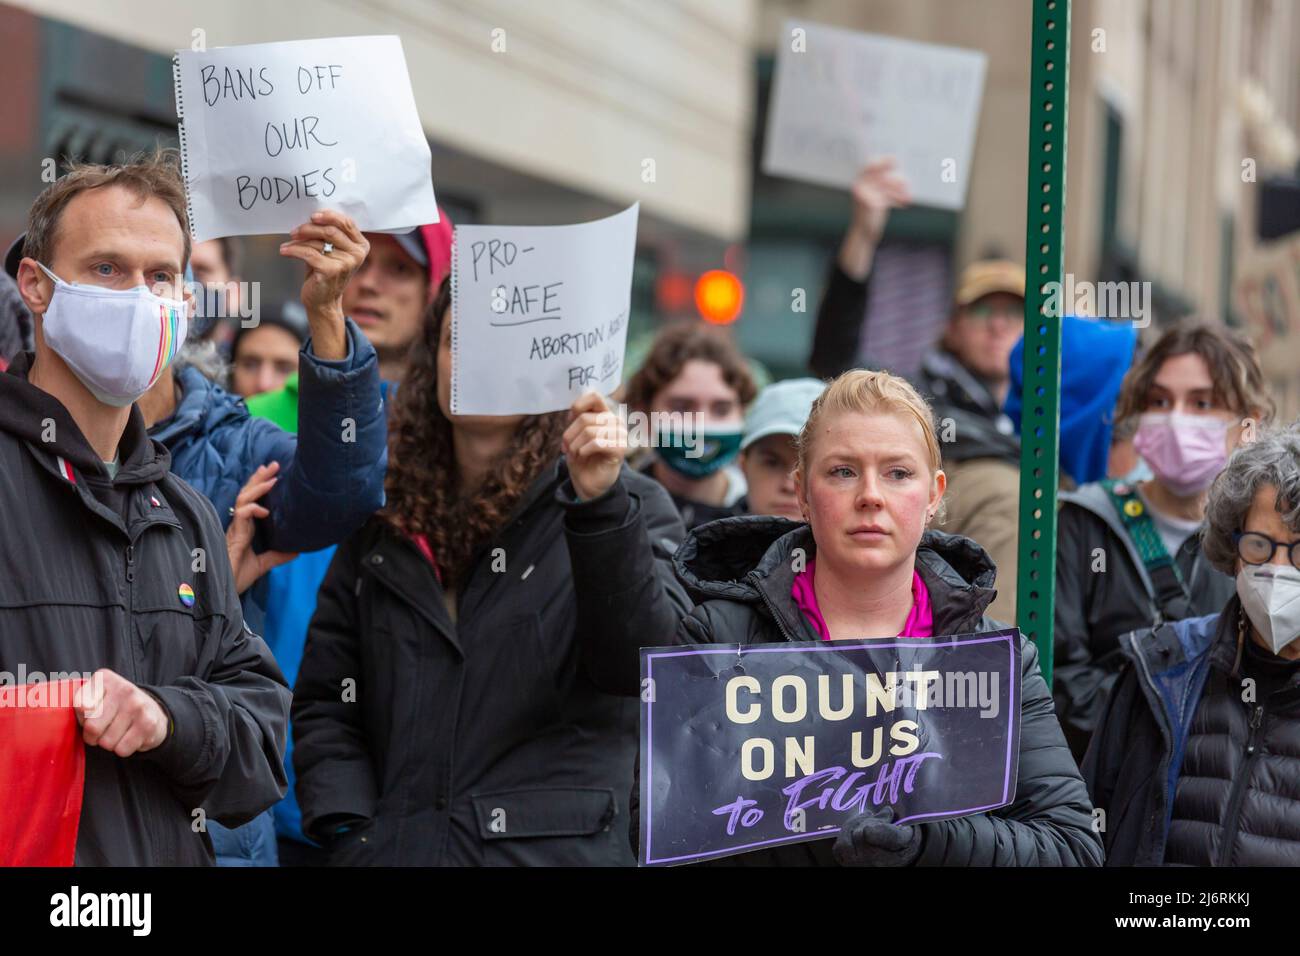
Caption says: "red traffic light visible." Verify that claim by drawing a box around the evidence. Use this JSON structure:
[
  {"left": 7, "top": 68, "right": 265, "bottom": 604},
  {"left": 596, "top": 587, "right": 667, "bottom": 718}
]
[{"left": 694, "top": 270, "right": 744, "bottom": 325}]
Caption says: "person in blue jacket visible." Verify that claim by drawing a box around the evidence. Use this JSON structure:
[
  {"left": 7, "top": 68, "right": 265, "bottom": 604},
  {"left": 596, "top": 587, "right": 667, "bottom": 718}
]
[{"left": 144, "top": 209, "right": 386, "bottom": 865}]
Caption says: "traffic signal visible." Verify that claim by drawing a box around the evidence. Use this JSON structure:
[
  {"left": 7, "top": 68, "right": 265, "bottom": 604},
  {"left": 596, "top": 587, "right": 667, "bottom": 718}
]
[{"left": 694, "top": 269, "right": 744, "bottom": 325}]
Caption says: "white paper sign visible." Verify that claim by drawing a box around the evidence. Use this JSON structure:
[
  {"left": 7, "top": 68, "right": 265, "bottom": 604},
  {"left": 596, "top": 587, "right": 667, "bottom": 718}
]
[
  {"left": 763, "top": 21, "right": 987, "bottom": 210},
  {"left": 451, "top": 205, "right": 640, "bottom": 416},
  {"left": 173, "top": 35, "right": 437, "bottom": 241}
]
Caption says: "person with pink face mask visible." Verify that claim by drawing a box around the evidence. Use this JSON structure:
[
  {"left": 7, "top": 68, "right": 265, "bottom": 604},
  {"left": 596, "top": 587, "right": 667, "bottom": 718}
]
[{"left": 1053, "top": 323, "right": 1275, "bottom": 760}]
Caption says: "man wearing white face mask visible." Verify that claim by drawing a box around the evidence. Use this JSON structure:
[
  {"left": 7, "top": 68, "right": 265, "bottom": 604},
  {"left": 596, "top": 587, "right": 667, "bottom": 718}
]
[
  {"left": 1083, "top": 423, "right": 1300, "bottom": 865},
  {"left": 1053, "top": 323, "right": 1274, "bottom": 761},
  {"left": 0, "top": 150, "right": 291, "bottom": 865}
]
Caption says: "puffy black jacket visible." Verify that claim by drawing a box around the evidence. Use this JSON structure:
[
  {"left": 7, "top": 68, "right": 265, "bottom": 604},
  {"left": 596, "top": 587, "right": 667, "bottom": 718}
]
[
  {"left": 1054, "top": 483, "right": 1235, "bottom": 759},
  {"left": 292, "top": 460, "right": 690, "bottom": 866},
  {"left": 1082, "top": 600, "right": 1300, "bottom": 865},
  {"left": 664, "top": 515, "right": 1103, "bottom": 866},
  {"left": 0, "top": 354, "right": 291, "bottom": 865}
]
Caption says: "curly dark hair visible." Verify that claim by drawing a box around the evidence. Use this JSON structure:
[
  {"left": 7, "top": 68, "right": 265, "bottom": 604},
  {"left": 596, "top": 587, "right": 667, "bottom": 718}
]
[
  {"left": 623, "top": 321, "right": 758, "bottom": 415},
  {"left": 379, "top": 275, "right": 567, "bottom": 587}
]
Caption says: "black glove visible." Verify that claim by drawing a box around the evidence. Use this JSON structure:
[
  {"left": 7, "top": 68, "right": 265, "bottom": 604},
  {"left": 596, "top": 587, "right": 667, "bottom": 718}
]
[{"left": 833, "top": 807, "right": 923, "bottom": 867}]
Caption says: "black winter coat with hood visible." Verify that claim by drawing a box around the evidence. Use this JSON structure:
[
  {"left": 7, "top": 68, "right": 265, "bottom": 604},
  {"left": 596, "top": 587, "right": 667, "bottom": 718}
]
[
  {"left": 1082, "top": 599, "right": 1300, "bottom": 866},
  {"left": 667, "top": 515, "right": 1103, "bottom": 866},
  {"left": 0, "top": 354, "right": 291, "bottom": 866},
  {"left": 292, "top": 459, "right": 691, "bottom": 866}
]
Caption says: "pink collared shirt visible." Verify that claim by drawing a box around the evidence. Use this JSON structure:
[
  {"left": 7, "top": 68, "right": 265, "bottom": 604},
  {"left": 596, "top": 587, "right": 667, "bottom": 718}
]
[{"left": 791, "top": 558, "right": 933, "bottom": 640}]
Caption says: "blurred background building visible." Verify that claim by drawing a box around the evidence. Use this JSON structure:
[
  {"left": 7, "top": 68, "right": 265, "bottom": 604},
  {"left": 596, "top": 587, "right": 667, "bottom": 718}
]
[
  {"left": 748, "top": 0, "right": 1300, "bottom": 416},
  {"left": 2, "top": 0, "right": 1297, "bottom": 413},
  {"left": 0, "top": 0, "right": 758, "bottom": 344}
]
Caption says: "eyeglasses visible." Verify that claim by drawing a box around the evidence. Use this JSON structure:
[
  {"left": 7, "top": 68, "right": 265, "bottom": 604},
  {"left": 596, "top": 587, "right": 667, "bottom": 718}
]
[
  {"left": 963, "top": 303, "right": 1024, "bottom": 324},
  {"left": 1233, "top": 531, "right": 1300, "bottom": 571}
]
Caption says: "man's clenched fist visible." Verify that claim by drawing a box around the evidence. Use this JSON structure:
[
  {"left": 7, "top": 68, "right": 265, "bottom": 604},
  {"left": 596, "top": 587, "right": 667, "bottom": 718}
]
[{"left": 72, "top": 669, "right": 170, "bottom": 757}]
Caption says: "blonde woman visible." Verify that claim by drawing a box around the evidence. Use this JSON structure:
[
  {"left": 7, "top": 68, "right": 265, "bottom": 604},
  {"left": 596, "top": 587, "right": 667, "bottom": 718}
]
[{"left": 671, "top": 369, "right": 1102, "bottom": 866}]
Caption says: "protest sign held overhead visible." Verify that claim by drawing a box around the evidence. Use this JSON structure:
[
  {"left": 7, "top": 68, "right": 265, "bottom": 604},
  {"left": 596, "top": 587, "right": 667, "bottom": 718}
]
[
  {"left": 450, "top": 204, "right": 639, "bottom": 415},
  {"left": 173, "top": 35, "right": 438, "bottom": 241},
  {"left": 640, "top": 630, "right": 1021, "bottom": 866},
  {"left": 763, "top": 21, "right": 987, "bottom": 210}
]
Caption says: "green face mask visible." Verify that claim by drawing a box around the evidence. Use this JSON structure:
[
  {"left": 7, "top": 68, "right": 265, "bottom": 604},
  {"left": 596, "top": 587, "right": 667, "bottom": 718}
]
[{"left": 656, "top": 427, "right": 743, "bottom": 480}]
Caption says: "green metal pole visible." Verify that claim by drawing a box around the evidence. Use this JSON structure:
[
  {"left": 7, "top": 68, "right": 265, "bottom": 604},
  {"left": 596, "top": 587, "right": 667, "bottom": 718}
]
[{"left": 1016, "top": 0, "right": 1069, "bottom": 684}]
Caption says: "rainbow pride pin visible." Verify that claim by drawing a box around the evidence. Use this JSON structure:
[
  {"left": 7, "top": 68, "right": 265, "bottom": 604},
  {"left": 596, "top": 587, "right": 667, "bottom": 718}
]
[{"left": 178, "top": 582, "right": 196, "bottom": 607}]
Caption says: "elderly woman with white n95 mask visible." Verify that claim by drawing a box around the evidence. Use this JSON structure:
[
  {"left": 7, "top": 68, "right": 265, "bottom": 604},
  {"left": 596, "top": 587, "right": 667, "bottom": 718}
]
[{"left": 1083, "top": 423, "right": 1300, "bottom": 865}]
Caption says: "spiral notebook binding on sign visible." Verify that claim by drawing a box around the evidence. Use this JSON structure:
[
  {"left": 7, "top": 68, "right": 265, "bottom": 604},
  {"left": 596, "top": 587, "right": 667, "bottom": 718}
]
[
  {"left": 171, "top": 54, "right": 199, "bottom": 240},
  {"left": 449, "top": 231, "right": 460, "bottom": 413}
]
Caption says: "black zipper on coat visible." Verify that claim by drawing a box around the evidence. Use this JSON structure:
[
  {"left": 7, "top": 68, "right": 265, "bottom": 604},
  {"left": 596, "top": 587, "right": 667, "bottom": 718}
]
[
  {"left": 123, "top": 543, "right": 136, "bottom": 674},
  {"left": 750, "top": 571, "right": 796, "bottom": 642},
  {"left": 127, "top": 533, "right": 177, "bottom": 863},
  {"left": 1216, "top": 701, "right": 1265, "bottom": 866}
]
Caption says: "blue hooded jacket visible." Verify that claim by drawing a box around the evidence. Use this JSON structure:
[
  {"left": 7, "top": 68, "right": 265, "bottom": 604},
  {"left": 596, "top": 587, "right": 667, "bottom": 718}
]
[
  {"left": 1005, "top": 315, "right": 1137, "bottom": 485},
  {"left": 149, "top": 316, "right": 387, "bottom": 631}
]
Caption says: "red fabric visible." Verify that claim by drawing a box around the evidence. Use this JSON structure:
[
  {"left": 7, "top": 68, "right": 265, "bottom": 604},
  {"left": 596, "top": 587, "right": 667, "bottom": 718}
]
[
  {"left": 409, "top": 532, "right": 444, "bottom": 585},
  {"left": 418, "top": 210, "right": 454, "bottom": 294},
  {"left": 0, "top": 680, "right": 86, "bottom": 866},
  {"left": 791, "top": 559, "right": 934, "bottom": 640}
]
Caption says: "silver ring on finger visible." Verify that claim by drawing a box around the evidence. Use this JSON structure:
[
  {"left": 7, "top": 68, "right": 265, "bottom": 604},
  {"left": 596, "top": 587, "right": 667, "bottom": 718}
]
[{"left": 322, "top": 241, "right": 334, "bottom": 255}]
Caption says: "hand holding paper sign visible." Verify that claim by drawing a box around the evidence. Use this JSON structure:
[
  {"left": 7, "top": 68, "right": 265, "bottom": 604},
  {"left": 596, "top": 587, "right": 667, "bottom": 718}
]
[
  {"left": 839, "top": 158, "right": 912, "bottom": 280},
  {"left": 73, "top": 669, "right": 169, "bottom": 758},
  {"left": 563, "top": 390, "right": 630, "bottom": 501},
  {"left": 850, "top": 158, "right": 912, "bottom": 243},
  {"left": 279, "top": 209, "right": 369, "bottom": 360}
]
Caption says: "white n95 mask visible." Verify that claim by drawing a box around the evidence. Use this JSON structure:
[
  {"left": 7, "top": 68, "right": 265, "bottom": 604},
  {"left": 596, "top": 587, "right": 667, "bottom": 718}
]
[
  {"left": 37, "top": 262, "right": 187, "bottom": 407},
  {"left": 1237, "top": 564, "right": 1300, "bottom": 655}
]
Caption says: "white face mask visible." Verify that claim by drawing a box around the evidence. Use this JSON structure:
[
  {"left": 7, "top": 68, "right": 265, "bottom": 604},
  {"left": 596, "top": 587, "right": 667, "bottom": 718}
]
[
  {"left": 38, "top": 262, "right": 187, "bottom": 407},
  {"left": 1236, "top": 564, "right": 1300, "bottom": 655}
]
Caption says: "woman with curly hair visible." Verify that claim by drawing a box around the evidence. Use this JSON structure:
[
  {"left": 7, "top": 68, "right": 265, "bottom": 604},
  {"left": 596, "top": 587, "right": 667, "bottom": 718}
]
[{"left": 292, "top": 276, "right": 691, "bottom": 865}]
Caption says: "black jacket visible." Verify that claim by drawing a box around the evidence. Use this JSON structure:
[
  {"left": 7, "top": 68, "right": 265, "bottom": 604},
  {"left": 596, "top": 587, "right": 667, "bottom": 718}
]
[
  {"left": 1054, "top": 483, "right": 1235, "bottom": 759},
  {"left": 808, "top": 262, "right": 1018, "bottom": 467},
  {"left": 1082, "top": 601, "right": 1300, "bottom": 865},
  {"left": 0, "top": 353, "right": 291, "bottom": 866},
  {"left": 635, "top": 457, "right": 745, "bottom": 531},
  {"left": 292, "top": 460, "right": 690, "bottom": 866},
  {"left": 665, "top": 515, "right": 1103, "bottom": 866}
]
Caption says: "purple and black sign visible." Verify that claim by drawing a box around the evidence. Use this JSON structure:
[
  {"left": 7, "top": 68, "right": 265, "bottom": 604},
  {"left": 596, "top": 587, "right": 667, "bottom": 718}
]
[{"left": 639, "top": 630, "right": 1022, "bottom": 866}]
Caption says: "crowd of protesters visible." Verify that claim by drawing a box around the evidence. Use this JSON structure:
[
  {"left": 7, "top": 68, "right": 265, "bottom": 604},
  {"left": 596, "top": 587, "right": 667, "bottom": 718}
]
[{"left": 0, "top": 145, "right": 1298, "bottom": 869}]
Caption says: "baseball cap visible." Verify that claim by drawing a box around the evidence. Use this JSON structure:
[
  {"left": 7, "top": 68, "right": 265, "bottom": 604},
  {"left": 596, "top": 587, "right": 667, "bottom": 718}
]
[
  {"left": 392, "top": 228, "right": 429, "bottom": 268},
  {"left": 742, "top": 378, "right": 826, "bottom": 451},
  {"left": 954, "top": 259, "right": 1026, "bottom": 307}
]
